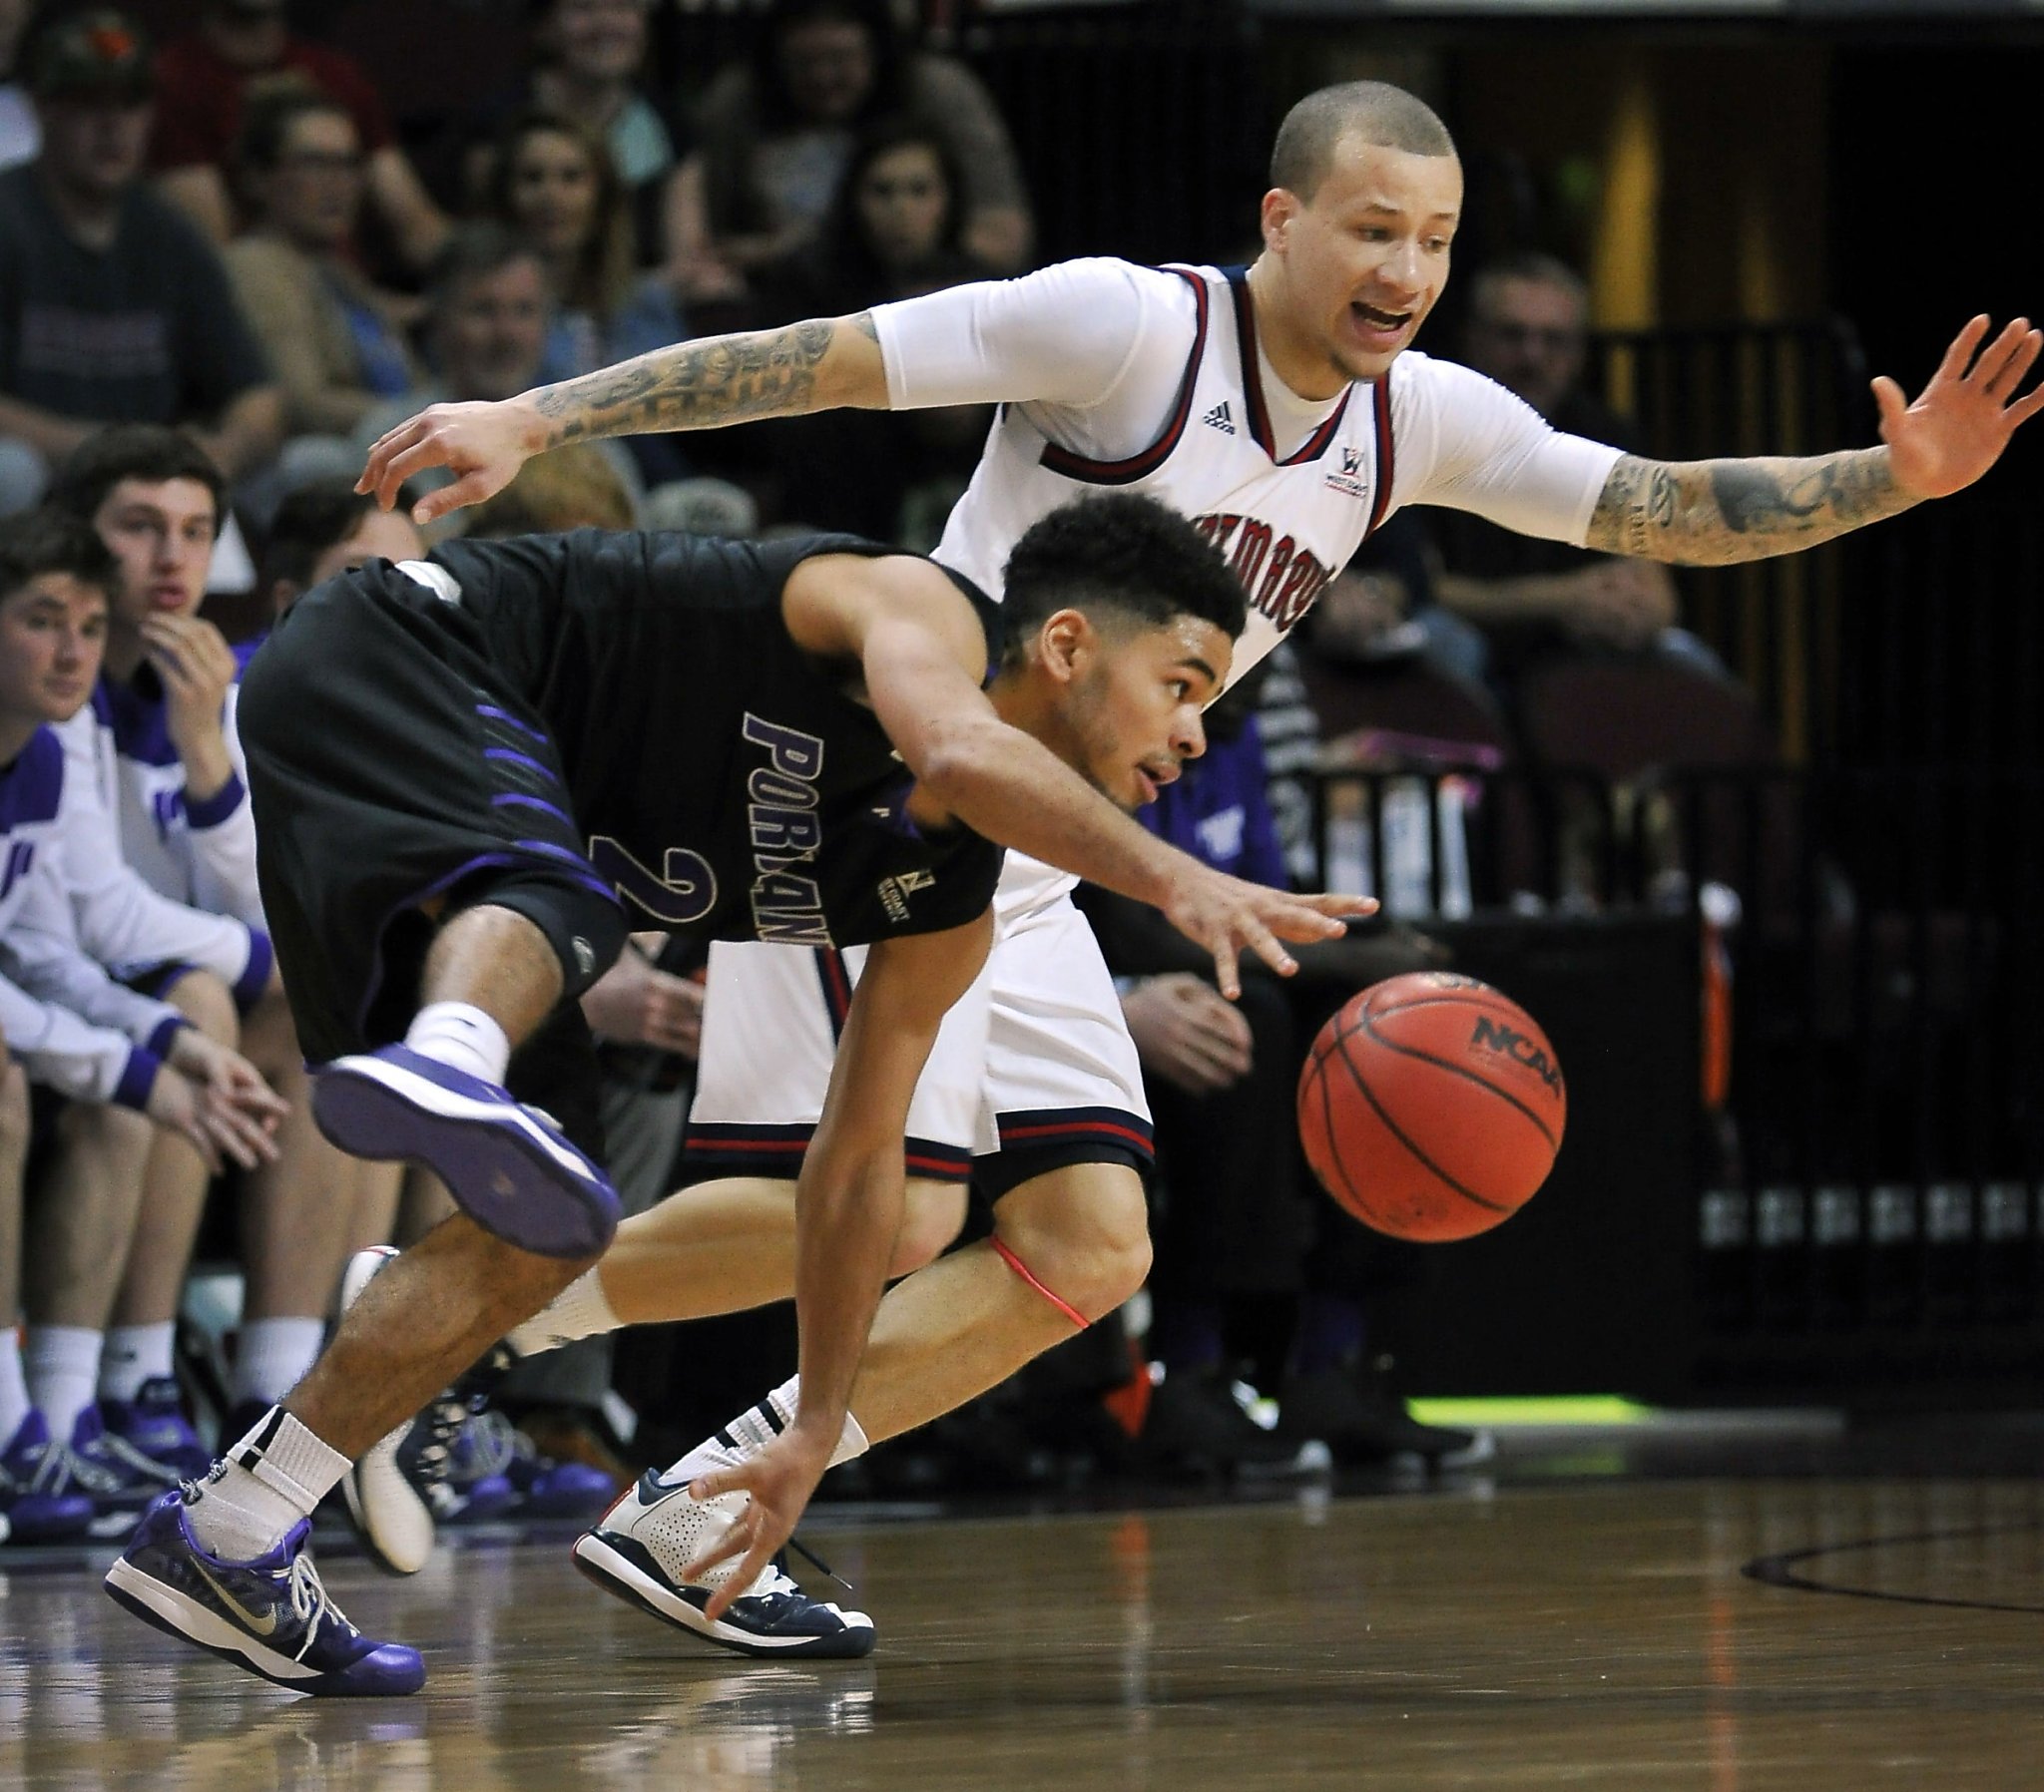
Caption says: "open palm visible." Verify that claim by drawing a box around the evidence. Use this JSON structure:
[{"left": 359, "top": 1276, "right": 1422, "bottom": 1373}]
[{"left": 1876, "top": 315, "right": 2044, "bottom": 499}]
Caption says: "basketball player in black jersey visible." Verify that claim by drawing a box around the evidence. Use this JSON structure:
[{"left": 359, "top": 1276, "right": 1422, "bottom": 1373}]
[{"left": 103, "top": 493, "right": 1374, "bottom": 1694}]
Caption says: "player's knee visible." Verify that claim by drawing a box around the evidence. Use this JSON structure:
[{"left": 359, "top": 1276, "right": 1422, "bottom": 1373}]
[
  {"left": 994, "top": 1164, "right": 1152, "bottom": 1322},
  {"left": 889, "top": 1180, "right": 969, "bottom": 1277},
  {"left": 164, "top": 967, "right": 241, "bottom": 1046}
]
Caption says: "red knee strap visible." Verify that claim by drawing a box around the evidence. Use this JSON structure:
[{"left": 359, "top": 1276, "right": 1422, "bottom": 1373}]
[{"left": 991, "top": 1236, "right": 1089, "bottom": 1331}]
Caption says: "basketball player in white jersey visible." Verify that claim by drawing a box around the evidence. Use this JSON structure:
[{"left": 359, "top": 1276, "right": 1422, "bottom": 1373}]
[{"left": 359, "top": 80, "right": 2042, "bottom": 1650}]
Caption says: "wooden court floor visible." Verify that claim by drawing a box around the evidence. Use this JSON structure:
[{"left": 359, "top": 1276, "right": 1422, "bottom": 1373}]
[{"left": 5, "top": 1463, "right": 2044, "bottom": 1791}]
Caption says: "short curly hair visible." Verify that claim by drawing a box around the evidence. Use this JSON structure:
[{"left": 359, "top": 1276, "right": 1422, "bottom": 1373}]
[{"left": 999, "top": 493, "right": 1247, "bottom": 668}]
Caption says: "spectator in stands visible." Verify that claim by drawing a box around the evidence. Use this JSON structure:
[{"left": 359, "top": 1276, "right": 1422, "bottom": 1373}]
[
  {"left": 225, "top": 89, "right": 419, "bottom": 450},
  {"left": 481, "top": 110, "right": 684, "bottom": 385},
  {"left": 747, "top": 116, "right": 992, "bottom": 542},
  {"left": 467, "top": 0, "right": 680, "bottom": 270},
  {"left": 44, "top": 427, "right": 372, "bottom": 1467},
  {"left": 1428, "top": 254, "right": 1722, "bottom": 685},
  {"left": 0, "top": 11, "right": 283, "bottom": 516},
  {"left": 1079, "top": 676, "right": 1473, "bottom": 1477},
  {"left": 0, "top": 505, "right": 284, "bottom": 1531},
  {"left": 354, "top": 223, "right": 644, "bottom": 515},
  {"left": 669, "top": 0, "right": 1030, "bottom": 303},
  {"left": 148, "top": 0, "right": 447, "bottom": 276},
  {"left": 0, "top": 0, "right": 36, "bottom": 172},
  {"left": 257, "top": 475, "right": 424, "bottom": 623}
]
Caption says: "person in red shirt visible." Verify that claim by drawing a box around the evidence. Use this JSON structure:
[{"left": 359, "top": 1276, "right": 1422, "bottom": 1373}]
[{"left": 148, "top": 0, "right": 445, "bottom": 274}]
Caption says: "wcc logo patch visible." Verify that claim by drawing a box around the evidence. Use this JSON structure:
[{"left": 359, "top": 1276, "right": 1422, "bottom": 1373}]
[{"left": 1324, "top": 443, "right": 1371, "bottom": 501}]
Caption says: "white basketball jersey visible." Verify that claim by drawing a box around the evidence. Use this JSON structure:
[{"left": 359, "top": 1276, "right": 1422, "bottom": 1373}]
[{"left": 929, "top": 263, "right": 1393, "bottom": 690}]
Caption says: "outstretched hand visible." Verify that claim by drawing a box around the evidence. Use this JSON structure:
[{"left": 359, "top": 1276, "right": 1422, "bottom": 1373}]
[
  {"left": 1161, "top": 865, "right": 1377, "bottom": 1000},
  {"left": 680, "top": 1429, "right": 836, "bottom": 1622},
  {"left": 1875, "top": 315, "right": 2044, "bottom": 500},
  {"left": 356, "top": 398, "right": 547, "bottom": 525}
]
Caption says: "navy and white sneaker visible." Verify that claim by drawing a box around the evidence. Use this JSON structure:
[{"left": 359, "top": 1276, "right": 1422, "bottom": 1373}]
[
  {"left": 336, "top": 1248, "right": 514, "bottom": 1574},
  {"left": 105, "top": 1489, "right": 424, "bottom": 1696},
  {"left": 572, "top": 1471, "right": 875, "bottom": 1659},
  {"left": 312, "top": 1044, "right": 619, "bottom": 1257},
  {"left": 0, "top": 1411, "right": 95, "bottom": 1545}
]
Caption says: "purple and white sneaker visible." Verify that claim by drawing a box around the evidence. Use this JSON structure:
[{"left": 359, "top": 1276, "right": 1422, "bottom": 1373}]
[
  {"left": 101, "top": 1377, "right": 214, "bottom": 1481},
  {"left": 0, "top": 1411, "right": 95, "bottom": 1545},
  {"left": 311, "top": 1044, "right": 618, "bottom": 1256},
  {"left": 106, "top": 1490, "right": 425, "bottom": 1696}
]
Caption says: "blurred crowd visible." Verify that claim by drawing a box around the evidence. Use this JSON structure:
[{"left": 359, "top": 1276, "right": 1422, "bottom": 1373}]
[{"left": 1, "top": 1, "right": 1747, "bottom": 1545}]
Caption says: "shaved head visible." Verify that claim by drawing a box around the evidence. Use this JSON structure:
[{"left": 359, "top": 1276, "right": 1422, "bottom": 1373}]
[{"left": 1269, "top": 81, "right": 1456, "bottom": 200}]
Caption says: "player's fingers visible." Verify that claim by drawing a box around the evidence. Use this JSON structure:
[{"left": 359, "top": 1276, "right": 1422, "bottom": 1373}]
[
  {"left": 1973, "top": 316, "right": 2033, "bottom": 387},
  {"left": 1984, "top": 326, "right": 2042, "bottom": 399},
  {"left": 2005, "top": 380, "right": 2044, "bottom": 429},
  {"left": 1934, "top": 313, "right": 1991, "bottom": 384},
  {"left": 1237, "top": 915, "right": 1296, "bottom": 982},
  {"left": 1209, "top": 935, "right": 1243, "bottom": 1002},
  {"left": 1870, "top": 374, "right": 1908, "bottom": 439},
  {"left": 358, "top": 421, "right": 430, "bottom": 499},
  {"left": 413, "top": 467, "right": 501, "bottom": 526},
  {"left": 1295, "top": 891, "right": 1379, "bottom": 920}
]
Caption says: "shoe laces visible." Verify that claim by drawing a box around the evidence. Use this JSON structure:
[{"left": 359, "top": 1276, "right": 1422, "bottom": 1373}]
[
  {"left": 88, "top": 1428, "right": 184, "bottom": 1485},
  {"left": 45, "top": 1439, "right": 123, "bottom": 1498},
  {"left": 411, "top": 1384, "right": 486, "bottom": 1479},
  {"left": 462, "top": 1408, "right": 533, "bottom": 1479},
  {"left": 284, "top": 1551, "right": 345, "bottom": 1660}
]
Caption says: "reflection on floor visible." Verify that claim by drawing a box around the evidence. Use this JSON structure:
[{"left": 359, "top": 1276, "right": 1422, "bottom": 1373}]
[{"left": 6, "top": 1411, "right": 2044, "bottom": 1791}]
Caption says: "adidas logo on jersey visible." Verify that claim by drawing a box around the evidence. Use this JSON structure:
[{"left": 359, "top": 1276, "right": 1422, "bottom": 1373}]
[{"left": 1201, "top": 401, "right": 1236, "bottom": 435}]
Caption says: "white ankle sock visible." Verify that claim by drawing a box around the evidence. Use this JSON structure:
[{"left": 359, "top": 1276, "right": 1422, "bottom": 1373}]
[
  {"left": 0, "top": 1328, "right": 30, "bottom": 1443},
  {"left": 24, "top": 1325, "right": 102, "bottom": 1438},
  {"left": 186, "top": 1407, "right": 351, "bottom": 1562},
  {"left": 671, "top": 1375, "right": 868, "bottom": 1486},
  {"left": 100, "top": 1321, "right": 177, "bottom": 1403},
  {"left": 232, "top": 1317, "right": 326, "bottom": 1407},
  {"left": 404, "top": 1001, "right": 511, "bottom": 1086},
  {"left": 505, "top": 1266, "right": 620, "bottom": 1358}
]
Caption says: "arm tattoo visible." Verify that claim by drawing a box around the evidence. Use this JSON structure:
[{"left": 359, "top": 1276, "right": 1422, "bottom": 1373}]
[
  {"left": 531, "top": 316, "right": 852, "bottom": 445},
  {"left": 1586, "top": 447, "right": 1920, "bottom": 566}
]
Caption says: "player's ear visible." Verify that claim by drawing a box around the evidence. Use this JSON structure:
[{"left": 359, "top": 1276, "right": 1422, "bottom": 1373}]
[
  {"left": 1262, "top": 187, "right": 1297, "bottom": 250},
  {"left": 1036, "top": 608, "right": 1093, "bottom": 683}
]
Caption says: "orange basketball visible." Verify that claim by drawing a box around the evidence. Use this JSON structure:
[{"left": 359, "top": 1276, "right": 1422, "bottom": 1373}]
[{"left": 1297, "top": 972, "right": 1567, "bottom": 1242}]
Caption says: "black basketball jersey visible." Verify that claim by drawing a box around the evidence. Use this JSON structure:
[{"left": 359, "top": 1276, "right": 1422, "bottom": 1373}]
[{"left": 428, "top": 528, "right": 1007, "bottom": 949}]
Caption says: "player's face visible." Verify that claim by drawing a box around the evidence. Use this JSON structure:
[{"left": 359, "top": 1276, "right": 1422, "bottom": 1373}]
[
  {"left": 508, "top": 129, "right": 601, "bottom": 258},
  {"left": 0, "top": 573, "right": 109, "bottom": 727},
  {"left": 855, "top": 143, "right": 949, "bottom": 270},
  {"left": 1065, "top": 615, "right": 1233, "bottom": 812},
  {"left": 1262, "top": 137, "right": 1461, "bottom": 390},
  {"left": 267, "top": 108, "right": 363, "bottom": 250},
  {"left": 92, "top": 477, "right": 218, "bottom": 633}
]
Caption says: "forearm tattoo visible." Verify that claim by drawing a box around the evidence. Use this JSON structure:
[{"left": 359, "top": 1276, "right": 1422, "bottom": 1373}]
[
  {"left": 1586, "top": 447, "right": 1919, "bottom": 566},
  {"left": 532, "top": 315, "right": 871, "bottom": 445}
]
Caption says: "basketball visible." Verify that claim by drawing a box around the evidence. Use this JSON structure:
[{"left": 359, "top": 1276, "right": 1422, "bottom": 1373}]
[{"left": 1297, "top": 972, "right": 1567, "bottom": 1242}]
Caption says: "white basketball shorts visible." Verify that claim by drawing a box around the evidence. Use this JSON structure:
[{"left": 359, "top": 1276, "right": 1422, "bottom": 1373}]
[{"left": 686, "top": 856, "right": 1153, "bottom": 1190}]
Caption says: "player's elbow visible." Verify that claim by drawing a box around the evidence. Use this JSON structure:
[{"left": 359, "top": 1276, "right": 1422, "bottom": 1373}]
[{"left": 911, "top": 719, "right": 1009, "bottom": 816}]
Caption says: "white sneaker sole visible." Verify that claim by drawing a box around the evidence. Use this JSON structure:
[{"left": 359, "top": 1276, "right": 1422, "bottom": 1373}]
[
  {"left": 336, "top": 1247, "right": 433, "bottom": 1575},
  {"left": 571, "top": 1531, "right": 873, "bottom": 1658}
]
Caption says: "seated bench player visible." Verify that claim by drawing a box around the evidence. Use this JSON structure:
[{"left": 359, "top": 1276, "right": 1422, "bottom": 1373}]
[{"left": 102, "top": 492, "right": 1373, "bottom": 1694}]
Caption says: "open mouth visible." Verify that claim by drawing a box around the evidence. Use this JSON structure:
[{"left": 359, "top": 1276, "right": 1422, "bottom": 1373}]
[{"left": 1350, "top": 300, "right": 1411, "bottom": 338}]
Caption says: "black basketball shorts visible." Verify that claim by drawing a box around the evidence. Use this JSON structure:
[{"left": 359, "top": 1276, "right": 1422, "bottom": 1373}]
[{"left": 238, "top": 559, "right": 629, "bottom": 1080}]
